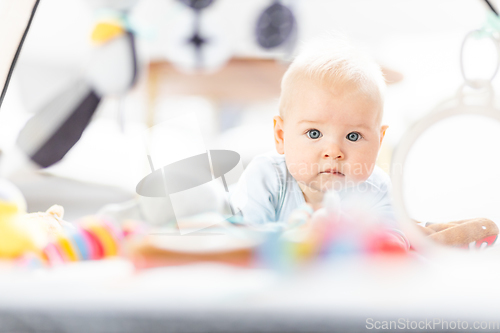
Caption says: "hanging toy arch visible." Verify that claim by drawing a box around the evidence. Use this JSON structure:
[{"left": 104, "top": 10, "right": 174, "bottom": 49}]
[{"left": 0, "top": 0, "right": 40, "bottom": 110}]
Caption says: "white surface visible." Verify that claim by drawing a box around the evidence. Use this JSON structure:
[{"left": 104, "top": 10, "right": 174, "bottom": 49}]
[{"left": 2, "top": 251, "right": 500, "bottom": 321}]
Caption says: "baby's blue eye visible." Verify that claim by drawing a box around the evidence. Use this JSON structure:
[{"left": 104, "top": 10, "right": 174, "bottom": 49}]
[
  {"left": 346, "top": 132, "right": 361, "bottom": 142},
  {"left": 306, "top": 129, "right": 322, "bottom": 139}
]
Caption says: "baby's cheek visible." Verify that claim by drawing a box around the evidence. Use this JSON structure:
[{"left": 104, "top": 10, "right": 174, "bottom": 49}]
[
  {"left": 284, "top": 145, "right": 319, "bottom": 181},
  {"left": 346, "top": 160, "right": 375, "bottom": 183},
  {"left": 287, "top": 160, "right": 315, "bottom": 183},
  {"left": 288, "top": 162, "right": 307, "bottom": 180}
]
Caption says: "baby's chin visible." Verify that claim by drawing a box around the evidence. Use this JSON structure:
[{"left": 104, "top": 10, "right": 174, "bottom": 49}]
[{"left": 299, "top": 174, "right": 368, "bottom": 192}]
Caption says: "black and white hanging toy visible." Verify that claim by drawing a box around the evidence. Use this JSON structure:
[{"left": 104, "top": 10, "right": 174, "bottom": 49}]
[
  {"left": 13, "top": 0, "right": 141, "bottom": 170},
  {"left": 255, "top": 0, "right": 296, "bottom": 50},
  {"left": 164, "top": 0, "right": 231, "bottom": 72}
]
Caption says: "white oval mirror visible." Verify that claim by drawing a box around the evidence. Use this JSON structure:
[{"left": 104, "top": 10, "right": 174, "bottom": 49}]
[{"left": 392, "top": 86, "right": 500, "bottom": 252}]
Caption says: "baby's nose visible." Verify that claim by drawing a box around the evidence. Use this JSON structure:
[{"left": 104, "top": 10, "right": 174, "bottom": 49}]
[{"left": 324, "top": 144, "right": 344, "bottom": 159}]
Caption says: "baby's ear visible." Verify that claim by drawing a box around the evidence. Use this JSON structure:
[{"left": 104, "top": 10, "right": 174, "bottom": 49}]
[
  {"left": 273, "top": 115, "right": 285, "bottom": 155},
  {"left": 379, "top": 125, "right": 389, "bottom": 145}
]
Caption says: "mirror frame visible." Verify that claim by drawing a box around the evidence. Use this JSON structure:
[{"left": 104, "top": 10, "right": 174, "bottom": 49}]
[{"left": 391, "top": 84, "right": 500, "bottom": 256}]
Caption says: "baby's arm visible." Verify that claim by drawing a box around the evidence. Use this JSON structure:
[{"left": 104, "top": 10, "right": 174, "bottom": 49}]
[
  {"left": 230, "top": 156, "right": 280, "bottom": 224},
  {"left": 416, "top": 218, "right": 498, "bottom": 247}
]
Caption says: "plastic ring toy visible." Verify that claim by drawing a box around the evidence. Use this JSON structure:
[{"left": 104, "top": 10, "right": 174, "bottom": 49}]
[{"left": 460, "top": 29, "right": 500, "bottom": 89}]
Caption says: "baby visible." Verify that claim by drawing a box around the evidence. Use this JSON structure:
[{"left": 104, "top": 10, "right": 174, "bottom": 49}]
[{"left": 230, "top": 35, "right": 392, "bottom": 224}]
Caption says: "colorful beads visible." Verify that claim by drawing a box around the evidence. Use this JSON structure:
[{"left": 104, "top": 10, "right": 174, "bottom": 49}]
[
  {"left": 14, "top": 252, "right": 45, "bottom": 269},
  {"left": 81, "top": 227, "right": 104, "bottom": 260},
  {"left": 42, "top": 217, "right": 126, "bottom": 266},
  {"left": 255, "top": 212, "right": 409, "bottom": 271},
  {"left": 69, "top": 228, "right": 91, "bottom": 260},
  {"left": 56, "top": 234, "right": 80, "bottom": 262},
  {"left": 43, "top": 242, "right": 65, "bottom": 265},
  {"left": 86, "top": 223, "right": 119, "bottom": 257}
]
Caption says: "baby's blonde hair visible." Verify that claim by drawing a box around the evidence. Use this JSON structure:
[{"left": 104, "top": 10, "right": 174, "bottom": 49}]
[{"left": 279, "top": 33, "right": 386, "bottom": 120}]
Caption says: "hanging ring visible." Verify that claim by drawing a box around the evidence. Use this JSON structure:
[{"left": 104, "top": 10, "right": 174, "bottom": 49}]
[{"left": 460, "top": 29, "right": 500, "bottom": 89}]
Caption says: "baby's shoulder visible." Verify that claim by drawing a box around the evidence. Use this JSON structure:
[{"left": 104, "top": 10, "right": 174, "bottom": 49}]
[
  {"left": 246, "top": 151, "right": 287, "bottom": 176},
  {"left": 232, "top": 151, "right": 287, "bottom": 219},
  {"left": 365, "top": 166, "right": 391, "bottom": 192},
  {"left": 241, "top": 151, "right": 289, "bottom": 196},
  {"left": 250, "top": 150, "right": 286, "bottom": 164}
]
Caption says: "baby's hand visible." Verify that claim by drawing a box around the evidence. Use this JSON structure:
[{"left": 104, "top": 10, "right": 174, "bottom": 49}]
[{"left": 287, "top": 203, "right": 315, "bottom": 229}]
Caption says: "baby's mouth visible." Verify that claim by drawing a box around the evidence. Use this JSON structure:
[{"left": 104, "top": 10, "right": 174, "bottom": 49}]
[{"left": 320, "top": 169, "right": 345, "bottom": 176}]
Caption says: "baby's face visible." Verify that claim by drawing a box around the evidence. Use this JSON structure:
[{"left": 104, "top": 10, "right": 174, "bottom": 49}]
[{"left": 274, "top": 78, "right": 387, "bottom": 197}]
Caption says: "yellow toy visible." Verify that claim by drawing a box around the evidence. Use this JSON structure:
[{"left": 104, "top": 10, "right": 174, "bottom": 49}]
[
  {"left": 0, "top": 201, "right": 41, "bottom": 259},
  {"left": 0, "top": 198, "right": 70, "bottom": 261}
]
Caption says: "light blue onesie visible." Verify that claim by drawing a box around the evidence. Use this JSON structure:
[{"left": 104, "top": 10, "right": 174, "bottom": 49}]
[{"left": 229, "top": 150, "right": 395, "bottom": 224}]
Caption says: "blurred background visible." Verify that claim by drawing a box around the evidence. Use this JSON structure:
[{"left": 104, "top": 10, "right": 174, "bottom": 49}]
[{"left": 0, "top": 0, "right": 497, "bottom": 221}]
